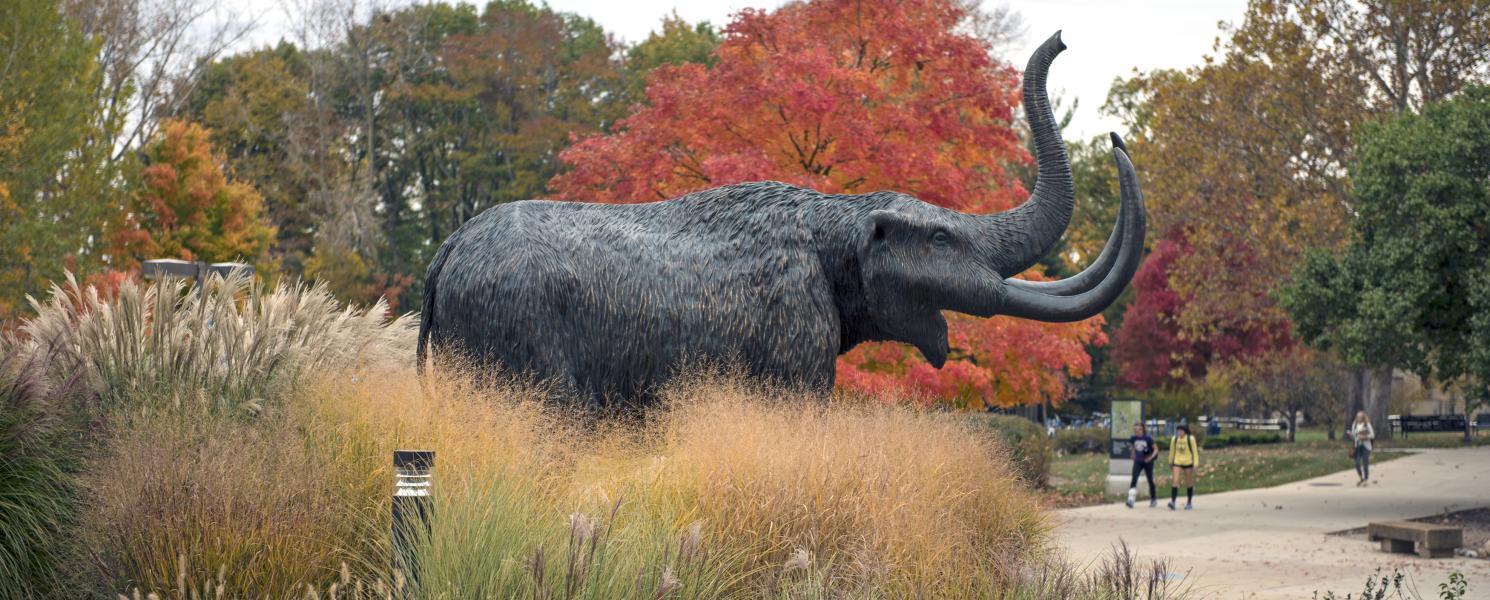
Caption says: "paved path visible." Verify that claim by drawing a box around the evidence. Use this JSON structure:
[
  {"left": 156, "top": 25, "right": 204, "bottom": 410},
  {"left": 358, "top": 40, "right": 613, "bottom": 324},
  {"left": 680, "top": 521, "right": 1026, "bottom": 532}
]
[{"left": 1055, "top": 447, "right": 1490, "bottom": 599}]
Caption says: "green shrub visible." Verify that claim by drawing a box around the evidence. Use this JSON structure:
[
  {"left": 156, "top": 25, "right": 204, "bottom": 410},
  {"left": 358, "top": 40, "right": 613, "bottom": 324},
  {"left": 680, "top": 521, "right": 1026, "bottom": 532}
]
[
  {"left": 970, "top": 414, "right": 1053, "bottom": 486},
  {"left": 1205, "top": 432, "right": 1281, "bottom": 449},
  {"left": 1154, "top": 431, "right": 1278, "bottom": 450},
  {"left": 1054, "top": 427, "right": 1108, "bottom": 455},
  {"left": 1313, "top": 567, "right": 1470, "bottom": 600},
  {"left": 1153, "top": 434, "right": 1180, "bottom": 451}
]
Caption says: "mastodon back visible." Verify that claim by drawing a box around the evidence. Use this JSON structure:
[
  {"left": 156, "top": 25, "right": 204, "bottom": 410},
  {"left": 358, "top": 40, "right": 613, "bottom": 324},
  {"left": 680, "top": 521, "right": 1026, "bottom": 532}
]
[{"left": 416, "top": 235, "right": 458, "bottom": 378}]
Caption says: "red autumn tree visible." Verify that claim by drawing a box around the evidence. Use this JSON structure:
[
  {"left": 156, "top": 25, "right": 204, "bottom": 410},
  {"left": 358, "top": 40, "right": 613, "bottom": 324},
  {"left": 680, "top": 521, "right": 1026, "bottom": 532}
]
[
  {"left": 1112, "top": 236, "right": 1199, "bottom": 390},
  {"left": 551, "top": 0, "right": 1104, "bottom": 409},
  {"left": 1112, "top": 233, "right": 1292, "bottom": 391}
]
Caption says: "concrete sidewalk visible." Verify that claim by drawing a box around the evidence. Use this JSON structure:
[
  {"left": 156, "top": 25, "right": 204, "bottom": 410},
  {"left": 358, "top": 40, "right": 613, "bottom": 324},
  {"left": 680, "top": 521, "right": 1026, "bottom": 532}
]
[{"left": 1054, "top": 447, "right": 1490, "bottom": 599}]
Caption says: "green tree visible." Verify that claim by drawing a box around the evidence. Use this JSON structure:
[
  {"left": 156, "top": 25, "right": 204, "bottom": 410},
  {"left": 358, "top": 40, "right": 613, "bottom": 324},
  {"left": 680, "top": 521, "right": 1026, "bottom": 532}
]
[
  {"left": 1282, "top": 86, "right": 1490, "bottom": 443},
  {"left": 177, "top": 44, "right": 323, "bottom": 275},
  {"left": 1055, "top": 133, "right": 1132, "bottom": 414},
  {"left": 622, "top": 13, "right": 720, "bottom": 105},
  {"left": 1114, "top": 0, "right": 1490, "bottom": 432},
  {"left": 178, "top": 34, "right": 389, "bottom": 302},
  {"left": 323, "top": 0, "right": 625, "bottom": 308},
  {"left": 0, "top": 0, "right": 116, "bottom": 319}
]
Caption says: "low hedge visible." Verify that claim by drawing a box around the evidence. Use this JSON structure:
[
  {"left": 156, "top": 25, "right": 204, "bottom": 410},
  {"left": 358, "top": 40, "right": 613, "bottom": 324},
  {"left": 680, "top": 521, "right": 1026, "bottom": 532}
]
[
  {"left": 1202, "top": 431, "right": 1282, "bottom": 449},
  {"left": 1040, "top": 425, "right": 1285, "bottom": 460},
  {"left": 1153, "top": 431, "right": 1280, "bottom": 450},
  {"left": 1053, "top": 427, "right": 1108, "bottom": 455},
  {"left": 969, "top": 414, "right": 1052, "bottom": 486}
]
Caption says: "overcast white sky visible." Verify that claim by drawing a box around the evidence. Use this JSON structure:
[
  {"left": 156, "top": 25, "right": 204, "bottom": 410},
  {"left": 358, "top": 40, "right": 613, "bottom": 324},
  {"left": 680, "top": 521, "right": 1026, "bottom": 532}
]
[{"left": 227, "top": 0, "right": 1250, "bottom": 140}]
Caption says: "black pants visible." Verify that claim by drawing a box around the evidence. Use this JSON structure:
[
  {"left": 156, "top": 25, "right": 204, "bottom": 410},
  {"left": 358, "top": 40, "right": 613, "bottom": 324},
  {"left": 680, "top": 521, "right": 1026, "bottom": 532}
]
[{"left": 1130, "top": 459, "right": 1156, "bottom": 498}]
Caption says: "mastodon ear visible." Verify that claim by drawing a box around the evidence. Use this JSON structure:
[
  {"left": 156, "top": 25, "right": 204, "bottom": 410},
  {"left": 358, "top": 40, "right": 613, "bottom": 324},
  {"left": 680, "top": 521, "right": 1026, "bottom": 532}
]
[
  {"left": 859, "top": 210, "right": 914, "bottom": 294},
  {"left": 862, "top": 210, "right": 907, "bottom": 250},
  {"left": 857, "top": 210, "right": 949, "bottom": 368}
]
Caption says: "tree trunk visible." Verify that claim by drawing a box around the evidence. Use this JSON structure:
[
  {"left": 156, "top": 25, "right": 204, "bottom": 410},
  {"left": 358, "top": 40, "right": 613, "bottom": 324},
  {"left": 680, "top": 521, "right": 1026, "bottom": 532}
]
[
  {"left": 1466, "top": 393, "right": 1484, "bottom": 445},
  {"left": 1331, "top": 369, "right": 1358, "bottom": 441},
  {"left": 1364, "top": 366, "right": 1393, "bottom": 440},
  {"left": 1350, "top": 367, "right": 1367, "bottom": 417}
]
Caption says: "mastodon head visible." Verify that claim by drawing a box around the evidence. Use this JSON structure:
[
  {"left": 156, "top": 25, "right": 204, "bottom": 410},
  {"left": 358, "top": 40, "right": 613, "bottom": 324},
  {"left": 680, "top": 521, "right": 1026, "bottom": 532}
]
[{"left": 857, "top": 31, "right": 1146, "bottom": 366}]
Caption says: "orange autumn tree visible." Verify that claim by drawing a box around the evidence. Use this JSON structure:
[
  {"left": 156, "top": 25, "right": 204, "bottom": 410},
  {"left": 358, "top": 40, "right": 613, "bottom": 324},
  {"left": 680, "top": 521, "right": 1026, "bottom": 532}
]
[
  {"left": 111, "top": 120, "right": 275, "bottom": 271},
  {"left": 551, "top": 0, "right": 1103, "bottom": 409}
]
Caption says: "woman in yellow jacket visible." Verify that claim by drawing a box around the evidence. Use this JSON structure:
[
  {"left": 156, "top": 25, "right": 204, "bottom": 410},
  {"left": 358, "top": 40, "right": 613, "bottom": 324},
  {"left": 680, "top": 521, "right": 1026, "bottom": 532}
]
[{"left": 1168, "top": 424, "right": 1200, "bottom": 510}]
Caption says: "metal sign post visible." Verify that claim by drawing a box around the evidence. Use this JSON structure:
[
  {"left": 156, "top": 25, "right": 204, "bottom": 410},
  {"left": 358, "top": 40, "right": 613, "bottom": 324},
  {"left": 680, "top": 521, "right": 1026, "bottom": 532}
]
[{"left": 1106, "top": 399, "right": 1144, "bottom": 496}]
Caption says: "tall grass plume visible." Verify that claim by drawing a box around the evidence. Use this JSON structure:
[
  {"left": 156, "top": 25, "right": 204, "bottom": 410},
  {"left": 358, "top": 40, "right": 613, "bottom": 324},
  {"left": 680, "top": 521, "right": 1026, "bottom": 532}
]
[{"left": 11, "top": 271, "right": 414, "bottom": 412}]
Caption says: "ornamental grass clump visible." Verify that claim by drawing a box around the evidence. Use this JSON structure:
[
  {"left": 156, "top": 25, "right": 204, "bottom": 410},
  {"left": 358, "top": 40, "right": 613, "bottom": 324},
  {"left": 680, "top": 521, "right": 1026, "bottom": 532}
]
[
  {"left": 0, "top": 352, "right": 93, "bottom": 599},
  {"left": 85, "top": 360, "right": 1193, "bottom": 598},
  {"left": 295, "top": 368, "right": 753, "bottom": 599},
  {"left": 289, "top": 366, "right": 1050, "bottom": 598},
  {"left": 11, "top": 271, "right": 414, "bottom": 412},
  {"left": 77, "top": 408, "right": 389, "bottom": 596},
  {"left": 636, "top": 374, "right": 1050, "bottom": 595}
]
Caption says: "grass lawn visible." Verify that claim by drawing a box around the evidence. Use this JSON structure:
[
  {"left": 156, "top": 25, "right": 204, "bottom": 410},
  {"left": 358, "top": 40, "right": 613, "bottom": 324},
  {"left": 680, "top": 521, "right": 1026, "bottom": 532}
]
[{"left": 1048, "top": 433, "right": 1411, "bottom": 507}]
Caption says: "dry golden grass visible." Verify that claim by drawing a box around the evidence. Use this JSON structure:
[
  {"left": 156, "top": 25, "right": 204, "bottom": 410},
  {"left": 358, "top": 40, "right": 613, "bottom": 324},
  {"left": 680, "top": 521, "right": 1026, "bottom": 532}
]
[
  {"left": 285, "top": 366, "right": 1050, "bottom": 597},
  {"left": 81, "top": 362, "right": 1197, "bottom": 599},
  {"left": 87, "top": 362, "right": 1054, "bottom": 597},
  {"left": 639, "top": 374, "right": 1050, "bottom": 593},
  {"left": 77, "top": 409, "right": 385, "bottom": 596}
]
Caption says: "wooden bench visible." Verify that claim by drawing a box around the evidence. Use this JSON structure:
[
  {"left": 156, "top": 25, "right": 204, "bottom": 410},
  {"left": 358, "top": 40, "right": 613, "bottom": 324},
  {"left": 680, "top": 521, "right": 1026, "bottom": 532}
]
[
  {"left": 1368, "top": 521, "right": 1462, "bottom": 558},
  {"left": 1388, "top": 415, "right": 1467, "bottom": 437}
]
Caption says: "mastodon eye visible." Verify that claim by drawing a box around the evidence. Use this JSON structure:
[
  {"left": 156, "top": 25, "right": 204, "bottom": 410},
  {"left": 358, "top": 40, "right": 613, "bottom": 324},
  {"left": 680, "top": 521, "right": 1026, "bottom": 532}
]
[{"left": 931, "top": 230, "right": 950, "bottom": 246}]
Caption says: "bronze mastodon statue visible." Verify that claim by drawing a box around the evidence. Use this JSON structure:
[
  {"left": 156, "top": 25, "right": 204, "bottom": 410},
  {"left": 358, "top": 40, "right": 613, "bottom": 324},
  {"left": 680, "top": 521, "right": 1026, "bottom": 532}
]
[{"left": 417, "top": 32, "right": 1145, "bottom": 407}]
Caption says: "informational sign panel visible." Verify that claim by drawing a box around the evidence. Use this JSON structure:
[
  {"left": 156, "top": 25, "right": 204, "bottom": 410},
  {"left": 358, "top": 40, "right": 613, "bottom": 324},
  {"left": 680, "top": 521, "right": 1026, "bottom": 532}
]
[{"left": 1110, "top": 399, "right": 1143, "bottom": 459}]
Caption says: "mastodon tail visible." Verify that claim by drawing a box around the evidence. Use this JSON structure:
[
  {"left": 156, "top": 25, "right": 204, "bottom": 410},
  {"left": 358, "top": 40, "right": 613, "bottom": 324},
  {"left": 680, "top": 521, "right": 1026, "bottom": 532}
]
[{"left": 417, "top": 239, "right": 456, "bottom": 379}]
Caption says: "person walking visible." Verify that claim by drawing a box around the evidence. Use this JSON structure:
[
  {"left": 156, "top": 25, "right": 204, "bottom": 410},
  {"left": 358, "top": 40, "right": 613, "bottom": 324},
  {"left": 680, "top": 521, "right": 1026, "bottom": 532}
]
[
  {"left": 1349, "top": 411, "right": 1375, "bottom": 486},
  {"left": 1126, "top": 422, "right": 1159, "bottom": 508},
  {"left": 1167, "top": 424, "right": 1200, "bottom": 510}
]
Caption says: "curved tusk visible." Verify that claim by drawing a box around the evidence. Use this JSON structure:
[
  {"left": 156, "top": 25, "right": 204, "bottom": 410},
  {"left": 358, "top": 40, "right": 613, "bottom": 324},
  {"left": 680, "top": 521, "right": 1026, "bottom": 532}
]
[
  {"left": 1008, "top": 133, "right": 1130, "bottom": 296},
  {"left": 997, "top": 136, "right": 1145, "bottom": 322}
]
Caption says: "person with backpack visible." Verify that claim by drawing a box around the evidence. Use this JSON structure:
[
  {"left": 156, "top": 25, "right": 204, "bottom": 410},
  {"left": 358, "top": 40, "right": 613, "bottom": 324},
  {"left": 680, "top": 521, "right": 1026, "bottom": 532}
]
[
  {"left": 1168, "top": 424, "right": 1200, "bottom": 510},
  {"left": 1125, "top": 422, "right": 1160, "bottom": 508}
]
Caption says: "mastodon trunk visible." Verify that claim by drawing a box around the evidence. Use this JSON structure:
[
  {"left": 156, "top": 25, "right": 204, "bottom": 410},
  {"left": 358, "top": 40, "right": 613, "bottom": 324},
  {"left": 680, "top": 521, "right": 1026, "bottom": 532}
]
[{"left": 985, "top": 31, "right": 1074, "bottom": 277}]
